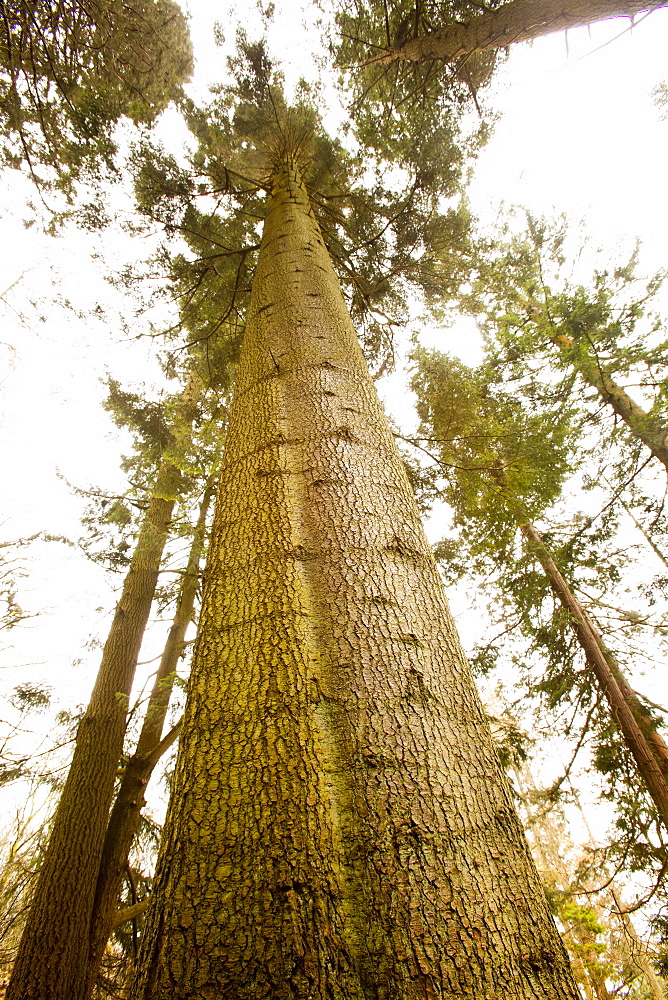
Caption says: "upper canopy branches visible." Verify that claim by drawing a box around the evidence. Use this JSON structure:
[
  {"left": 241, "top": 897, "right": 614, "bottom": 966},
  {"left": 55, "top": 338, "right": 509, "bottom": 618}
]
[
  {"left": 130, "top": 31, "right": 482, "bottom": 372},
  {"left": 335, "top": 0, "right": 667, "bottom": 115},
  {"left": 0, "top": 0, "right": 193, "bottom": 195}
]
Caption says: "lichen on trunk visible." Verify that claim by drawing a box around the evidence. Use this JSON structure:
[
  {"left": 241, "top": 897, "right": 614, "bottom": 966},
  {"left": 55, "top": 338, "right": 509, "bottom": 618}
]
[{"left": 129, "top": 161, "right": 580, "bottom": 1000}]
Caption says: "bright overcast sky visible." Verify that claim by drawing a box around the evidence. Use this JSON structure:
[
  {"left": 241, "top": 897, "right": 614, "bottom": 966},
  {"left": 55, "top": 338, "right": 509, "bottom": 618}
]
[
  {"left": 1, "top": 3, "right": 667, "bottom": 738},
  {"left": 473, "top": 10, "right": 668, "bottom": 236}
]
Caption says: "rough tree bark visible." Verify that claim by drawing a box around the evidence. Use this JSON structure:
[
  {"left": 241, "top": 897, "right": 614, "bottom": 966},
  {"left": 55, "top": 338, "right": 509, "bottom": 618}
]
[
  {"left": 128, "top": 160, "right": 580, "bottom": 1000},
  {"left": 86, "top": 477, "right": 216, "bottom": 994},
  {"left": 380, "top": 0, "right": 666, "bottom": 64},
  {"left": 521, "top": 522, "right": 668, "bottom": 828},
  {"left": 7, "top": 377, "right": 202, "bottom": 1000}
]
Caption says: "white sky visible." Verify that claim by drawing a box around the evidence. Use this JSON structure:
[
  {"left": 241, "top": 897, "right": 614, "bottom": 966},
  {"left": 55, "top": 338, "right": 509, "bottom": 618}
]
[
  {"left": 1, "top": 2, "right": 668, "bottom": 858},
  {"left": 473, "top": 11, "right": 668, "bottom": 241}
]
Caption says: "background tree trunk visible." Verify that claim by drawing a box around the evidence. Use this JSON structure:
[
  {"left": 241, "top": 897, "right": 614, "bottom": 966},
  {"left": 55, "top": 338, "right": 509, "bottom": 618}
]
[
  {"left": 7, "top": 377, "right": 202, "bottom": 1000},
  {"left": 386, "top": 0, "right": 666, "bottom": 64},
  {"left": 129, "top": 161, "right": 580, "bottom": 1000},
  {"left": 610, "top": 889, "right": 666, "bottom": 1000},
  {"left": 86, "top": 477, "right": 215, "bottom": 994},
  {"left": 520, "top": 522, "right": 668, "bottom": 826}
]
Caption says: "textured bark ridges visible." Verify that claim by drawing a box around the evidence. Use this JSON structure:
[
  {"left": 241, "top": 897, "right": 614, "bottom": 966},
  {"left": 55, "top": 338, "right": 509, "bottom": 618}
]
[
  {"left": 87, "top": 478, "right": 215, "bottom": 991},
  {"left": 521, "top": 522, "right": 668, "bottom": 828},
  {"left": 7, "top": 378, "right": 201, "bottom": 1000},
  {"left": 129, "top": 162, "right": 579, "bottom": 999},
  {"left": 385, "top": 0, "right": 666, "bottom": 64}
]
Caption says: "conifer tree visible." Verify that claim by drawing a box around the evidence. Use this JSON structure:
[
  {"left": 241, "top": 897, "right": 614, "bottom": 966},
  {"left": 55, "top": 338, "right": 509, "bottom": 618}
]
[
  {"left": 410, "top": 322, "right": 668, "bottom": 888},
  {"left": 511, "top": 752, "right": 667, "bottom": 1000},
  {"left": 6, "top": 371, "right": 211, "bottom": 1000},
  {"left": 465, "top": 217, "right": 668, "bottom": 480},
  {"left": 337, "top": 0, "right": 666, "bottom": 108},
  {"left": 119, "top": 39, "right": 582, "bottom": 1000},
  {"left": 411, "top": 348, "right": 668, "bottom": 826},
  {"left": 0, "top": 0, "right": 193, "bottom": 197}
]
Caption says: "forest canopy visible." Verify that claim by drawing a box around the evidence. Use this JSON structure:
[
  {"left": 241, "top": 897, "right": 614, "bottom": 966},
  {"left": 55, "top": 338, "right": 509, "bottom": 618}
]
[{"left": 1, "top": 2, "right": 668, "bottom": 999}]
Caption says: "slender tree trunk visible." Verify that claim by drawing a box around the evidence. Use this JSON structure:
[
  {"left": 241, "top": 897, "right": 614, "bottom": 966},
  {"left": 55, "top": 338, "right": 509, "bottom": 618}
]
[
  {"left": 519, "top": 763, "right": 664, "bottom": 1000},
  {"left": 86, "top": 478, "right": 215, "bottom": 994},
  {"left": 128, "top": 160, "right": 579, "bottom": 1000},
  {"left": 569, "top": 783, "right": 667, "bottom": 1000},
  {"left": 520, "top": 522, "right": 668, "bottom": 827},
  {"left": 559, "top": 926, "right": 609, "bottom": 1000},
  {"left": 552, "top": 337, "right": 668, "bottom": 475},
  {"left": 515, "top": 774, "right": 598, "bottom": 1000},
  {"left": 382, "top": 0, "right": 666, "bottom": 64},
  {"left": 7, "top": 377, "right": 202, "bottom": 1000},
  {"left": 610, "top": 889, "right": 666, "bottom": 1000},
  {"left": 605, "top": 656, "right": 668, "bottom": 779},
  {"left": 562, "top": 940, "right": 597, "bottom": 1000},
  {"left": 587, "top": 965, "right": 612, "bottom": 1000}
]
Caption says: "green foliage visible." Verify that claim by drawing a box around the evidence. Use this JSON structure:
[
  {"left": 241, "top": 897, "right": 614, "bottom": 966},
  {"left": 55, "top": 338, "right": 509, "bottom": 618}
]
[
  {"left": 651, "top": 912, "right": 668, "bottom": 978},
  {"left": 1, "top": 684, "right": 65, "bottom": 791},
  {"left": 0, "top": 547, "right": 26, "bottom": 636},
  {"left": 654, "top": 80, "right": 668, "bottom": 120},
  {"left": 0, "top": 0, "right": 193, "bottom": 196},
  {"left": 411, "top": 347, "right": 577, "bottom": 567},
  {"left": 0, "top": 533, "right": 68, "bottom": 636},
  {"left": 467, "top": 214, "right": 668, "bottom": 445},
  {"left": 103, "top": 380, "right": 173, "bottom": 464},
  {"left": 128, "top": 30, "right": 482, "bottom": 373},
  {"left": 76, "top": 369, "right": 226, "bottom": 574},
  {"left": 559, "top": 900, "right": 606, "bottom": 938},
  {"left": 10, "top": 684, "right": 51, "bottom": 715},
  {"left": 0, "top": 797, "right": 51, "bottom": 979},
  {"left": 551, "top": 892, "right": 618, "bottom": 993},
  {"left": 410, "top": 282, "right": 668, "bottom": 901},
  {"left": 488, "top": 711, "right": 532, "bottom": 769},
  {"left": 333, "top": 0, "right": 498, "bottom": 159},
  {"left": 411, "top": 346, "right": 604, "bottom": 706}
]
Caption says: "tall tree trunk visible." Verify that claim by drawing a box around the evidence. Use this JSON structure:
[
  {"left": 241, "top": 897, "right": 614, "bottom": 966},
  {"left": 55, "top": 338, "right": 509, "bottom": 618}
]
[
  {"left": 520, "top": 522, "right": 668, "bottom": 827},
  {"left": 128, "top": 160, "right": 579, "bottom": 1000},
  {"left": 7, "top": 377, "right": 202, "bottom": 1000},
  {"left": 551, "top": 335, "right": 668, "bottom": 476},
  {"left": 382, "top": 0, "right": 666, "bottom": 64},
  {"left": 86, "top": 477, "right": 215, "bottom": 995}
]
